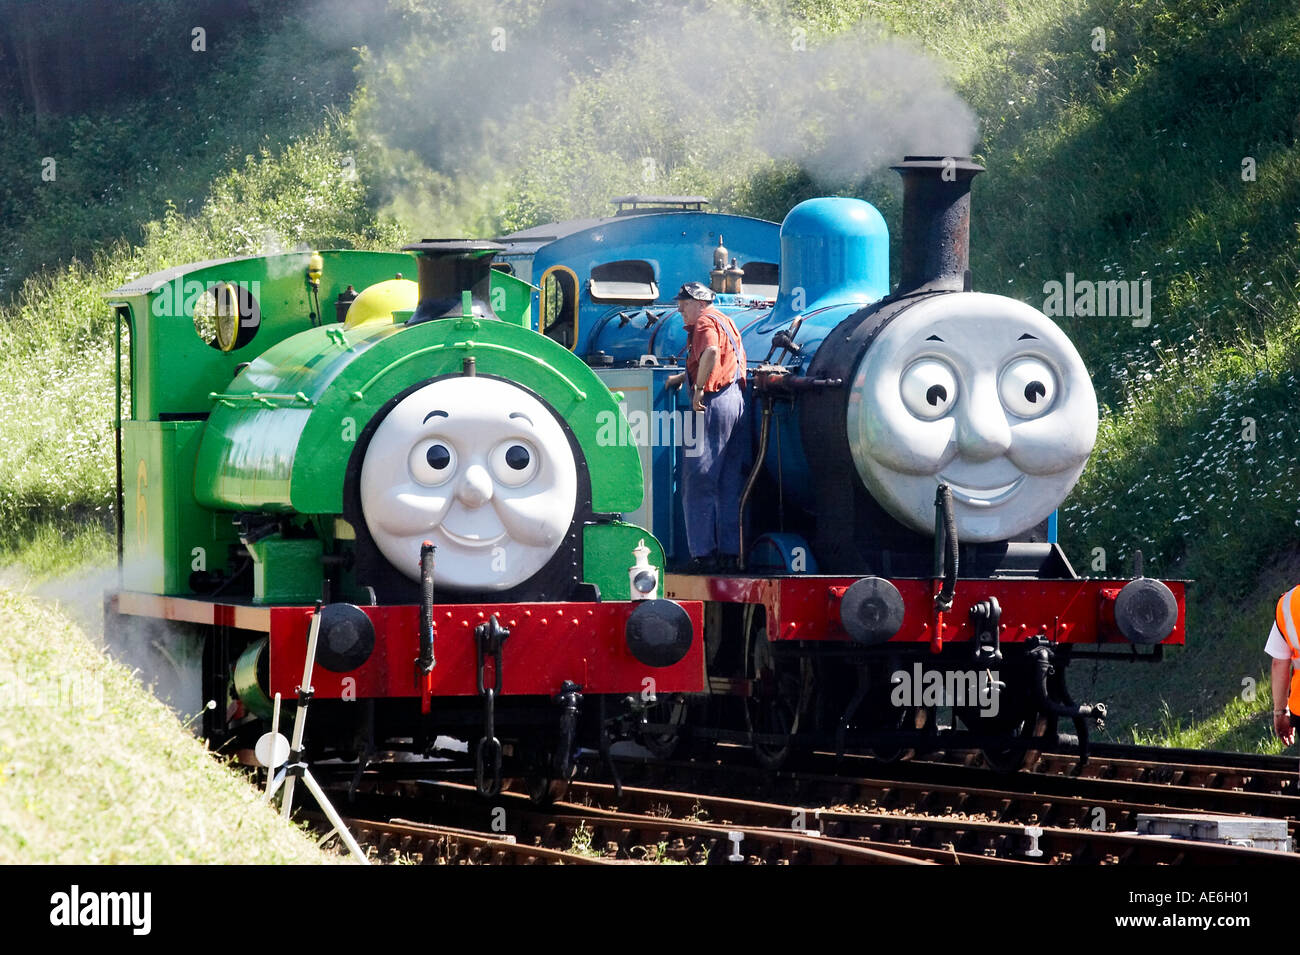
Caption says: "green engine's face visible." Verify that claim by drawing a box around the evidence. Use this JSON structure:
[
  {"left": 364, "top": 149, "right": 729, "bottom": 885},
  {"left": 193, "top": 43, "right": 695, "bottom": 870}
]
[{"left": 359, "top": 376, "right": 579, "bottom": 591}]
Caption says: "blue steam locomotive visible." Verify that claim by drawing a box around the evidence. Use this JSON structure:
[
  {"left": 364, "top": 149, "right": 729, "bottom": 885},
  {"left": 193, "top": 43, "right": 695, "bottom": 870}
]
[{"left": 493, "top": 157, "right": 1185, "bottom": 768}]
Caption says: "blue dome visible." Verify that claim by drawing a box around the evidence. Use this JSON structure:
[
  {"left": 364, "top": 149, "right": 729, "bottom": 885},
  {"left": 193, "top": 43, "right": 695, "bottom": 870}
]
[{"left": 769, "top": 198, "right": 889, "bottom": 327}]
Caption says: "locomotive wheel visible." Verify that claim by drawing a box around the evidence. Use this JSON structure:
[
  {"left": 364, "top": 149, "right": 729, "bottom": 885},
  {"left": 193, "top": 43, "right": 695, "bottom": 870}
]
[
  {"left": 963, "top": 708, "right": 1049, "bottom": 773},
  {"left": 870, "top": 705, "right": 930, "bottom": 763},
  {"left": 744, "top": 629, "right": 812, "bottom": 770},
  {"left": 525, "top": 749, "right": 574, "bottom": 805},
  {"left": 527, "top": 772, "right": 569, "bottom": 806},
  {"left": 639, "top": 693, "right": 689, "bottom": 759}
]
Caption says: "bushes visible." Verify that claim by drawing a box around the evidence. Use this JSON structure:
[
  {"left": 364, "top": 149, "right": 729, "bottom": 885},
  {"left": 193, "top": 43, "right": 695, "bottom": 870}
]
[
  {"left": 0, "top": 117, "right": 400, "bottom": 561},
  {"left": 0, "top": 3, "right": 366, "bottom": 298}
]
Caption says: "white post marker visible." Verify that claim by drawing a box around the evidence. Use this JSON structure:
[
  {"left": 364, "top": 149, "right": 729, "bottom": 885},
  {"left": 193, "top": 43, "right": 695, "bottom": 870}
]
[
  {"left": 727, "top": 831, "right": 745, "bottom": 863},
  {"left": 1023, "top": 825, "right": 1044, "bottom": 858},
  {"left": 261, "top": 605, "right": 369, "bottom": 864},
  {"left": 258, "top": 693, "right": 288, "bottom": 800}
]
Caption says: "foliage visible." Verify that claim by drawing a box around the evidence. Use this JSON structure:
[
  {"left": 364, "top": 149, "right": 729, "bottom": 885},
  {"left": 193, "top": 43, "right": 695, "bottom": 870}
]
[
  {"left": 567, "top": 821, "right": 602, "bottom": 858},
  {"left": 0, "top": 2, "right": 369, "bottom": 297},
  {"left": 0, "top": 117, "right": 402, "bottom": 555}
]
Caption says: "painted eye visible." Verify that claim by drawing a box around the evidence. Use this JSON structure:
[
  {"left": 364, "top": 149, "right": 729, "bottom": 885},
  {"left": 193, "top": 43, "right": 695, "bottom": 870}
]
[
  {"left": 999, "top": 357, "right": 1057, "bottom": 418},
  {"left": 427, "top": 445, "right": 451, "bottom": 469},
  {"left": 490, "top": 440, "right": 538, "bottom": 486},
  {"left": 409, "top": 440, "right": 457, "bottom": 486},
  {"left": 900, "top": 359, "right": 958, "bottom": 420}
]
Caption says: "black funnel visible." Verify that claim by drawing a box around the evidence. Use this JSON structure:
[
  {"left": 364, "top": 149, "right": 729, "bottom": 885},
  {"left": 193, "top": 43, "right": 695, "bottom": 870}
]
[
  {"left": 891, "top": 156, "right": 984, "bottom": 295},
  {"left": 402, "top": 239, "right": 505, "bottom": 324}
]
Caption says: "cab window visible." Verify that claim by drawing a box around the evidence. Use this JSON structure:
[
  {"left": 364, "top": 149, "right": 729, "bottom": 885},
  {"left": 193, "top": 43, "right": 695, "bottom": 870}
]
[
  {"left": 741, "top": 261, "right": 779, "bottom": 298},
  {"left": 540, "top": 266, "right": 578, "bottom": 350},
  {"left": 588, "top": 259, "right": 657, "bottom": 303}
]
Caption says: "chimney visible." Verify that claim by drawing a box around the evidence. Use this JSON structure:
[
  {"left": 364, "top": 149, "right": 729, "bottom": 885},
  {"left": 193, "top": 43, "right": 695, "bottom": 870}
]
[
  {"left": 891, "top": 156, "right": 984, "bottom": 296},
  {"left": 401, "top": 240, "right": 505, "bottom": 324}
]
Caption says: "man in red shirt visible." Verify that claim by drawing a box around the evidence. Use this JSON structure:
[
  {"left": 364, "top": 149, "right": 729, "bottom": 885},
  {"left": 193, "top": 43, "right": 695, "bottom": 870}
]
[{"left": 666, "top": 282, "right": 750, "bottom": 572}]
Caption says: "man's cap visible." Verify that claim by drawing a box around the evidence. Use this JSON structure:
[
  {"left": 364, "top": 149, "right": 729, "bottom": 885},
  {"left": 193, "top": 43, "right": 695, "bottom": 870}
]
[{"left": 675, "top": 281, "right": 714, "bottom": 302}]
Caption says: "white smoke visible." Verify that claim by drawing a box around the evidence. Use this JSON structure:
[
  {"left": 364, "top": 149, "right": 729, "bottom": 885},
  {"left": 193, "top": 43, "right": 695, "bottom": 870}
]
[
  {"left": 15, "top": 562, "right": 206, "bottom": 727},
  {"left": 758, "top": 35, "right": 979, "bottom": 181},
  {"left": 351, "top": 0, "right": 979, "bottom": 226}
]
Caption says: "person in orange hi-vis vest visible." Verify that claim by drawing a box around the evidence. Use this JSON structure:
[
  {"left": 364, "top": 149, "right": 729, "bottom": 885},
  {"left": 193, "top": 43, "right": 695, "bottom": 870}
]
[
  {"left": 1265, "top": 585, "right": 1300, "bottom": 745},
  {"left": 666, "top": 282, "right": 750, "bottom": 573}
]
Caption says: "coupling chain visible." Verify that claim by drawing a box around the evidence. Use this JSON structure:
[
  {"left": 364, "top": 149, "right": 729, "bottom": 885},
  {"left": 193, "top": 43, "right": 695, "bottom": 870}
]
[{"left": 474, "top": 615, "right": 510, "bottom": 797}]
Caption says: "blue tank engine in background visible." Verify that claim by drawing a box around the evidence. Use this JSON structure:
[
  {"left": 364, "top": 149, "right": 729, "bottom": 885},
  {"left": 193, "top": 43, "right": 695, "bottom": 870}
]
[
  {"left": 490, "top": 158, "right": 1183, "bottom": 771},
  {"left": 495, "top": 163, "right": 1069, "bottom": 572}
]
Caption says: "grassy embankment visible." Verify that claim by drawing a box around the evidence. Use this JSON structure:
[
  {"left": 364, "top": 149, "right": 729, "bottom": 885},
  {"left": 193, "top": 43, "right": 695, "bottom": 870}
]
[{"left": 0, "top": 588, "right": 330, "bottom": 863}]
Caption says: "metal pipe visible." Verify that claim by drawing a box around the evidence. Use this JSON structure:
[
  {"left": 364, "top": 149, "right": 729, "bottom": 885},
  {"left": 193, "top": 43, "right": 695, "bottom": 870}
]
[
  {"left": 418, "top": 541, "right": 436, "bottom": 673},
  {"left": 934, "top": 484, "right": 957, "bottom": 612},
  {"left": 892, "top": 156, "right": 984, "bottom": 295},
  {"left": 1028, "top": 643, "right": 1105, "bottom": 720},
  {"left": 402, "top": 240, "right": 505, "bottom": 324},
  {"left": 737, "top": 395, "right": 775, "bottom": 571},
  {"left": 114, "top": 308, "right": 124, "bottom": 574}
]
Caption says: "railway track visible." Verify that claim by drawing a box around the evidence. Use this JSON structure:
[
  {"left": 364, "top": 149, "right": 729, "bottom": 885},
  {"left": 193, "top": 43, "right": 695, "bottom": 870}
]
[
  {"left": 909, "top": 742, "right": 1300, "bottom": 796},
  {"left": 1033, "top": 752, "right": 1298, "bottom": 797},
  {"left": 557, "top": 779, "right": 1290, "bottom": 865},
  {"left": 307, "top": 813, "right": 614, "bottom": 865},
  {"left": 324, "top": 782, "right": 942, "bottom": 864},
  {"left": 604, "top": 755, "right": 1231, "bottom": 835},
  {"left": 299, "top": 737, "right": 1300, "bottom": 866},
  {"left": 769, "top": 749, "right": 1300, "bottom": 829},
  {"left": 317, "top": 745, "right": 1300, "bottom": 864},
  {"left": 1060, "top": 742, "right": 1300, "bottom": 775}
]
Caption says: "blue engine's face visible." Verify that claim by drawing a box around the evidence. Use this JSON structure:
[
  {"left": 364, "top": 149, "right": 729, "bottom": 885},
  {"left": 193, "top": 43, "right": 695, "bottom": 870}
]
[{"left": 846, "top": 292, "right": 1098, "bottom": 542}]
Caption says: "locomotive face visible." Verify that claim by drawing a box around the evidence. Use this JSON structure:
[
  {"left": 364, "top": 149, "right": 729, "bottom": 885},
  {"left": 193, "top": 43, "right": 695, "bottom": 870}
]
[
  {"left": 360, "top": 376, "right": 578, "bottom": 591},
  {"left": 846, "top": 292, "right": 1098, "bottom": 542}
]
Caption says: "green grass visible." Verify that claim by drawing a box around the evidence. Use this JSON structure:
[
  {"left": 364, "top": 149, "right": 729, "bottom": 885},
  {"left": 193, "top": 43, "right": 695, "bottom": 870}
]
[
  {"left": 1129, "top": 697, "right": 1286, "bottom": 754},
  {"left": 0, "top": 521, "right": 114, "bottom": 582},
  {"left": 0, "top": 586, "right": 331, "bottom": 863}
]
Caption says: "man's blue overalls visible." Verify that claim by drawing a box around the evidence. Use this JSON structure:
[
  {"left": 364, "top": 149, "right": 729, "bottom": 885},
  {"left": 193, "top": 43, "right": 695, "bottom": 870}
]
[{"left": 683, "top": 314, "right": 750, "bottom": 561}]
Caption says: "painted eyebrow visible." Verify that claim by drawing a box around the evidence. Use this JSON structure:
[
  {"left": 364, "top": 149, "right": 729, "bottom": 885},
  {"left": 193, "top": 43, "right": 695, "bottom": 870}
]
[
  {"left": 423, "top": 410, "right": 449, "bottom": 423},
  {"left": 925, "top": 334, "right": 944, "bottom": 341},
  {"left": 1017, "top": 333, "right": 1039, "bottom": 340},
  {"left": 509, "top": 411, "right": 534, "bottom": 426}
]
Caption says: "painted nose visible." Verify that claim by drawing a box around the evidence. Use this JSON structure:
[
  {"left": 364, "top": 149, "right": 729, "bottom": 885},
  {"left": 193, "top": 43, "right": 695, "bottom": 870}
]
[
  {"left": 954, "top": 379, "right": 1012, "bottom": 462},
  {"left": 456, "top": 464, "right": 494, "bottom": 508}
]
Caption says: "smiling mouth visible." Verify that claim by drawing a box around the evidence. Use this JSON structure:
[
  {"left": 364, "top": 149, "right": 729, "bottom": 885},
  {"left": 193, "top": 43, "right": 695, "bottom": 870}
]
[
  {"left": 939, "top": 475, "right": 1025, "bottom": 508},
  {"left": 438, "top": 526, "right": 508, "bottom": 548}
]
